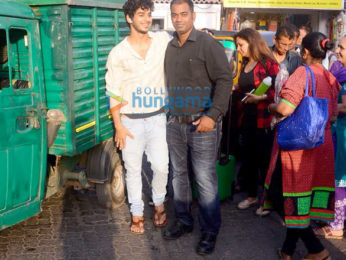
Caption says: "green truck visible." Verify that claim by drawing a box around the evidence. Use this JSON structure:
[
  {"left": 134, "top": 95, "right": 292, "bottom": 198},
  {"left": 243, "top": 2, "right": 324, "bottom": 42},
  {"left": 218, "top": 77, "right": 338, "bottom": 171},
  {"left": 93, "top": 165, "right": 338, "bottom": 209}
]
[{"left": 0, "top": 0, "right": 129, "bottom": 231}]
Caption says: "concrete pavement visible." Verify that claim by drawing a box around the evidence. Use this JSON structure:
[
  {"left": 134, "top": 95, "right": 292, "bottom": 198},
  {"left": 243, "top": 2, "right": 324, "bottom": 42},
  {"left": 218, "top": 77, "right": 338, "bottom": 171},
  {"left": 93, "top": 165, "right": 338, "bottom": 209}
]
[{"left": 0, "top": 175, "right": 345, "bottom": 259}]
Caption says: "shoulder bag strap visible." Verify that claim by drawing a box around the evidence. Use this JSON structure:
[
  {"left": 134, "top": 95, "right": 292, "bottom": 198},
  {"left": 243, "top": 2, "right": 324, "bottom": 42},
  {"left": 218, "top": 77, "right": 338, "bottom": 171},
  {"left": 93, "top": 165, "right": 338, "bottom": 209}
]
[{"left": 305, "top": 65, "right": 316, "bottom": 97}]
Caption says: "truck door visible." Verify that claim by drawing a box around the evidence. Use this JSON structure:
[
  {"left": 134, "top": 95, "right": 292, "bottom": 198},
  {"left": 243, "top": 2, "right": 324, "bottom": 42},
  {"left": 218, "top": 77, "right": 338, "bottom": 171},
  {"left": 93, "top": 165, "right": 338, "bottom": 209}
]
[{"left": 0, "top": 17, "right": 47, "bottom": 230}]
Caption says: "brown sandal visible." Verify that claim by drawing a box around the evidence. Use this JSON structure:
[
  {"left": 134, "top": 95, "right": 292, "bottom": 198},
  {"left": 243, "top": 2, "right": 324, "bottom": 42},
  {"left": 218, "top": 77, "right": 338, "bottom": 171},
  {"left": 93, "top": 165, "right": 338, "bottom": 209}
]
[
  {"left": 130, "top": 217, "right": 145, "bottom": 234},
  {"left": 314, "top": 226, "right": 343, "bottom": 240},
  {"left": 153, "top": 209, "right": 167, "bottom": 227}
]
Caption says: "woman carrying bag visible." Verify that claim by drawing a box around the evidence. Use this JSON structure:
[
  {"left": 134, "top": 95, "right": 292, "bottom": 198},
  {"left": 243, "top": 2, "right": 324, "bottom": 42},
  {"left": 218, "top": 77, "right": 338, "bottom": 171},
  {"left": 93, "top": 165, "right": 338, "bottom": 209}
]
[{"left": 264, "top": 32, "right": 340, "bottom": 260}]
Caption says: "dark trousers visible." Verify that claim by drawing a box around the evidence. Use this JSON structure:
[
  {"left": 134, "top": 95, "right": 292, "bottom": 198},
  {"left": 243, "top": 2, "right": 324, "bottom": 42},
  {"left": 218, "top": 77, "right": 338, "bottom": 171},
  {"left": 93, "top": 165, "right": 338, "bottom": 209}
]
[
  {"left": 268, "top": 158, "right": 325, "bottom": 255},
  {"left": 238, "top": 127, "right": 274, "bottom": 198},
  {"left": 282, "top": 227, "right": 325, "bottom": 255},
  {"left": 167, "top": 117, "right": 221, "bottom": 235}
]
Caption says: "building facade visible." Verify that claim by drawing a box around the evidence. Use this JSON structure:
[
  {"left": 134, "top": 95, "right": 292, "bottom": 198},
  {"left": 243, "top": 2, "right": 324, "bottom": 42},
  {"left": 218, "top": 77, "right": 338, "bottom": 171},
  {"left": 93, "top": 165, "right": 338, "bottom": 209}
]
[{"left": 152, "top": 0, "right": 222, "bottom": 30}]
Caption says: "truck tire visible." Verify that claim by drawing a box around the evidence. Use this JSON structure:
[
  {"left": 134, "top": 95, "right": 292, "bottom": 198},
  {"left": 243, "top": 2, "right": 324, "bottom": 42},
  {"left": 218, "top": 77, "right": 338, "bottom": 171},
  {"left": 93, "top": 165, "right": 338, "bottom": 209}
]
[{"left": 89, "top": 140, "right": 126, "bottom": 209}]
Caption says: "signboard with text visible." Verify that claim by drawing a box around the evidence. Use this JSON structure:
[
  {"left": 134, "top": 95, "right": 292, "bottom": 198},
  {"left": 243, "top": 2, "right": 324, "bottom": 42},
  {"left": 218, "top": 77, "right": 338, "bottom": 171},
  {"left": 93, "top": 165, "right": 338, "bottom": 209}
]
[{"left": 223, "top": 0, "right": 344, "bottom": 10}]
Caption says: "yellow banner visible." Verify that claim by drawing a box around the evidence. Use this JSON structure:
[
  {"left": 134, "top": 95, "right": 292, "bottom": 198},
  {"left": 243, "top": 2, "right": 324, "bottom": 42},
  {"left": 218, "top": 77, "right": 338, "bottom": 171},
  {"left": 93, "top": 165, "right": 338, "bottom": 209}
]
[{"left": 223, "top": 0, "right": 343, "bottom": 9}]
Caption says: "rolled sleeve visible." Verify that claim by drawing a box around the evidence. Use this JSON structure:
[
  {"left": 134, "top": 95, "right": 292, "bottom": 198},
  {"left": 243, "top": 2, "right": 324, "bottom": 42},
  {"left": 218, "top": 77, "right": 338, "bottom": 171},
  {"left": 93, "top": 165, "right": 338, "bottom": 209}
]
[{"left": 105, "top": 49, "right": 124, "bottom": 106}]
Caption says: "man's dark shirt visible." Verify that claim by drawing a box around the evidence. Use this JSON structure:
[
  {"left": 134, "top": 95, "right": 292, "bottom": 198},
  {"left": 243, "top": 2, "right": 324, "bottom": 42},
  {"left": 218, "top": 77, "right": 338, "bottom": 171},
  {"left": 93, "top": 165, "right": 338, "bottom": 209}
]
[
  {"left": 164, "top": 27, "right": 233, "bottom": 121},
  {"left": 273, "top": 48, "right": 302, "bottom": 75}
]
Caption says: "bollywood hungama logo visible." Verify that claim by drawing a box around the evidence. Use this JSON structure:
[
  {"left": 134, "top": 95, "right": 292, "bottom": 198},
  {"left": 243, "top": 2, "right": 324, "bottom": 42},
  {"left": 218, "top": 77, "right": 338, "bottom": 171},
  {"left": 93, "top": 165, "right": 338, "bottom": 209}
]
[{"left": 132, "top": 86, "right": 212, "bottom": 110}]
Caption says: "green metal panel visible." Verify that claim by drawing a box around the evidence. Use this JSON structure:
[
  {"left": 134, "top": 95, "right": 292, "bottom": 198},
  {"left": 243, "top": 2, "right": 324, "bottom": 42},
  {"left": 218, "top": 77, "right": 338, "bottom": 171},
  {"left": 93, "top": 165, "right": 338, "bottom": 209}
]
[
  {"left": 0, "top": 0, "right": 36, "bottom": 19},
  {"left": 13, "top": 0, "right": 125, "bottom": 8},
  {"left": 0, "top": 201, "right": 41, "bottom": 229},
  {"left": 117, "top": 10, "right": 128, "bottom": 41},
  {"left": 71, "top": 6, "right": 129, "bottom": 155},
  {"left": 31, "top": 4, "right": 129, "bottom": 156},
  {"left": 71, "top": 7, "right": 96, "bottom": 153},
  {"left": 0, "top": 17, "right": 47, "bottom": 230},
  {"left": 33, "top": 5, "right": 75, "bottom": 154}
]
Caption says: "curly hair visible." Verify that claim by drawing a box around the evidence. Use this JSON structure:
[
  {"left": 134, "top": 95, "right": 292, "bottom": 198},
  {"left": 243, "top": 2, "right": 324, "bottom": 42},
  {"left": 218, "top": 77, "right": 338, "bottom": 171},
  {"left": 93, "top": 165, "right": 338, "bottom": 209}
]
[{"left": 123, "top": 0, "right": 154, "bottom": 19}]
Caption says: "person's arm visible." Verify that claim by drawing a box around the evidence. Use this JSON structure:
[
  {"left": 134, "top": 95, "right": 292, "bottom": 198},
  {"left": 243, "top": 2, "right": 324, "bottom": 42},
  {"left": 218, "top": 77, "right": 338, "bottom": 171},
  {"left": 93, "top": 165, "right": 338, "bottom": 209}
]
[
  {"left": 244, "top": 92, "right": 268, "bottom": 104},
  {"left": 329, "top": 79, "right": 342, "bottom": 123},
  {"left": 338, "top": 94, "right": 346, "bottom": 114},
  {"left": 268, "top": 66, "right": 306, "bottom": 117},
  {"left": 245, "top": 60, "right": 279, "bottom": 104},
  {"left": 194, "top": 37, "right": 233, "bottom": 132},
  {"left": 105, "top": 49, "right": 133, "bottom": 149},
  {"left": 268, "top": 99, "right": 295, "bottom": 117}
]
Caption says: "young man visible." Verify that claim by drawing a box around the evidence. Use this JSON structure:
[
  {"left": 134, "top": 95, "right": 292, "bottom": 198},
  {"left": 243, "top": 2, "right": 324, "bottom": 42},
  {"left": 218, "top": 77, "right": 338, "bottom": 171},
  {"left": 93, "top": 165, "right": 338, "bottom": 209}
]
[
  {"left": 272, "top": 25, "right": 302, "bottom": 75},
  {"left": 105, "top": 0, "right": 170, "bottom": 234},
  {"left": 162, "top": 0, "right": 232, "bottom": 255}
]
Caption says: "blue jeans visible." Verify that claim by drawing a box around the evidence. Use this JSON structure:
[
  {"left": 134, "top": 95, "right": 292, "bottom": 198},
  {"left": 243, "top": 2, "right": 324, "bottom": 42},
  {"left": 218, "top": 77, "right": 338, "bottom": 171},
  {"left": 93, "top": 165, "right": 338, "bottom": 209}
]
[{"left": 167, "top": 116, "right": 221, "bottom": 235}]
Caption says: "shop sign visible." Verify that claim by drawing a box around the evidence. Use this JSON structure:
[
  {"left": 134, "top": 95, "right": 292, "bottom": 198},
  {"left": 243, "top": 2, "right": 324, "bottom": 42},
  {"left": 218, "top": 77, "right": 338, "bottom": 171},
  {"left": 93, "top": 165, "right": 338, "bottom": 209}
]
[{"left": 223, "top": 0, "right": 344, "bottom": 9}]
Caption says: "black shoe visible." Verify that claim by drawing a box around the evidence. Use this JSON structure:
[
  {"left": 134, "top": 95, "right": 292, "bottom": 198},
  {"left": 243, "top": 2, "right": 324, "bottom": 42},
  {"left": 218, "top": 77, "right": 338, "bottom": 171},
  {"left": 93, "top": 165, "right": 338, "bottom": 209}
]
[
  {"left": 162, "top": 220, "right": 193, "bottom": 240},
  {"left": 196, "top": 233, "right": 217, "bottom": 255}
]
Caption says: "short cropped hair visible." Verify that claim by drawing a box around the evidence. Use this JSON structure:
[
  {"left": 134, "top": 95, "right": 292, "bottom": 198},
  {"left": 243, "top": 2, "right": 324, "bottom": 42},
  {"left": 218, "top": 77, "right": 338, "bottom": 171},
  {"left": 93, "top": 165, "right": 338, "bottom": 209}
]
[
  {"left": 299, "top": 25, "right": 312, "bottom": 34},
  {"left": 170, "top": 0, "right": 194, "bottom": 12},
  {"left": 288, "top": 24, "right": 299, "bottom": 38},
  {"left": 275, "top": 25, "right": 295, "bottom": 40}
]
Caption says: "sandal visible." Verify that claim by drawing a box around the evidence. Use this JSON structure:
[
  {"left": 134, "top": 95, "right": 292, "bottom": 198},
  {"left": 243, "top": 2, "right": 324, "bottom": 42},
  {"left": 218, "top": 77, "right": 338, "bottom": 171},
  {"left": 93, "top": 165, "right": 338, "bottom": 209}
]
[
  {"left": 255, "top": 207, "right": 271, "bottom": 217},
  {"left": 130, "top": 216, "right": 145, "bottom": 235},
  {"left": 153, "top": 208, "right": 167, "bottom": 227},
  {"left": 277, "top": 248, "right": 293, "bottom": 260},
  {"left": 313, "top": 226, "right": 343, "bottom": 240},
  {"left": 302, "top": 249, "right": 331, "bottom": 260}
]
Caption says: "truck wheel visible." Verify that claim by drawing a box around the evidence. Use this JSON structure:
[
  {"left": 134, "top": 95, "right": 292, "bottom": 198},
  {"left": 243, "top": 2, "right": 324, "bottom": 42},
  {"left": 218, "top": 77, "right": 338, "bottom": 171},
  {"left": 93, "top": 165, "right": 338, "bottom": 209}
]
[{"left": 93, "top": 141, "right": 126, "bottom": 209}]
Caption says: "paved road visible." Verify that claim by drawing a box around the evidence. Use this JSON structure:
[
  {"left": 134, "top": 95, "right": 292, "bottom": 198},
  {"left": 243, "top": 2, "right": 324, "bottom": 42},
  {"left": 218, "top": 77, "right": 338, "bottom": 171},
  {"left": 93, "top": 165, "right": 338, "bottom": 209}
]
[{"left": 0, "top": 171, "right": 345, "bottom": 260}]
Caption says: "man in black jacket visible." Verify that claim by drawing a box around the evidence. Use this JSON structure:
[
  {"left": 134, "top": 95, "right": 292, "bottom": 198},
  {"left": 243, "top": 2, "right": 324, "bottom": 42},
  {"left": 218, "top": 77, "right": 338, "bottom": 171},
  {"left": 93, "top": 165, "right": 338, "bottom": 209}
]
[{"left": 162, "top": 0, "right": 232, "bottom": 255}]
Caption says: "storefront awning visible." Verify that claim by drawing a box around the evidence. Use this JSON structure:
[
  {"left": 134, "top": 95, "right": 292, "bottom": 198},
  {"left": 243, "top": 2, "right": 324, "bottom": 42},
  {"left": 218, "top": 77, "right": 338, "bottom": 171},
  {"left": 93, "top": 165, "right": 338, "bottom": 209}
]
[
  {"left": 223, "top": 0, "right": 344, "bottom": 10},
  {"left": 154, "top": 0, "right": 221, "bottom": 3}
]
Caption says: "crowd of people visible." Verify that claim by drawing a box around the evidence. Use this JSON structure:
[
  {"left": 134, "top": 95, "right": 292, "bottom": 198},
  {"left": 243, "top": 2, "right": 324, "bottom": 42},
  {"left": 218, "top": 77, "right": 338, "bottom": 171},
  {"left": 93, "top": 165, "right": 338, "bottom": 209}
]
[{"left": 105, "top": 0, "right": 346, "bottom": 258}]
